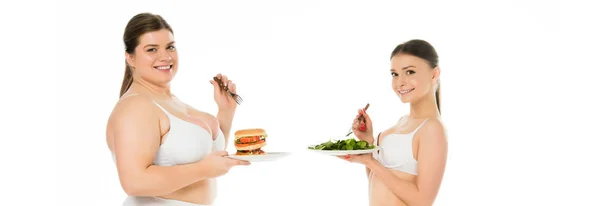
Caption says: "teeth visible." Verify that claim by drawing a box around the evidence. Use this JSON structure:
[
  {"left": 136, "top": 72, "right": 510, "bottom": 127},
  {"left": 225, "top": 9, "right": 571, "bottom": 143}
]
[
  {"left": 155, "top": 65, "right": 171, "bottom": 70},
  {"left": 399, "top": 89, "right": 414, "bottom": 94}
]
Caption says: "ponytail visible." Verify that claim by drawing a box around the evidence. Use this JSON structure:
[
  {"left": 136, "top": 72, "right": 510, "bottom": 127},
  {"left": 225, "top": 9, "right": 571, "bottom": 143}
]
[
  {"left": 435, "top": 82, "right": 441, "bottom": 114},
  {"left": 119, "top": 62, "right": 133, "bottom": 97}
]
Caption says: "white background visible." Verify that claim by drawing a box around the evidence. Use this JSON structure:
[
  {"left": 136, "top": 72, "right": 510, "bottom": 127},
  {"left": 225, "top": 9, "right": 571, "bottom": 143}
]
[{"left": 1, "top": 0, "right": 599, "bottom": 205}]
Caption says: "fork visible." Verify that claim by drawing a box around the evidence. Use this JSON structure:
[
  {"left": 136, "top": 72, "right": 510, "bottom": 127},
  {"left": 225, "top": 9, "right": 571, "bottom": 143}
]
[
  {"left": 346, "top": 103, "right": 370, "bottom": 137},
  {"left": 213, "top": 76, "right": 244, "bottom": 105}
]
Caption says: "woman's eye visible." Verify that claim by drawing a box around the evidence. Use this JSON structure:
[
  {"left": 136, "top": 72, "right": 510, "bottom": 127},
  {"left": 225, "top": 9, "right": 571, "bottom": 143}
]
[
  {"left": 391, "top": 72, "right": 398, "bottom": 77},
  {"left": 406, "top": 70, "right": 415, "bottom": 75},
  {"left": 167, "top": 46, "right": 176, "bottom": 51},
  {"left": 146, "top": 48, "right": 157, "bottom": 52}
]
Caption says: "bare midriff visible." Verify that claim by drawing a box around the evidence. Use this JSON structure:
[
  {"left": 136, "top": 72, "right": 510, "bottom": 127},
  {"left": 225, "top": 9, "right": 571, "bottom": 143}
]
[
  {"left": 368, "top": 169, "right": 416, "bottom": 206},
  {"left": 158, "top": 178, "right": 217, "bottom": 204}
]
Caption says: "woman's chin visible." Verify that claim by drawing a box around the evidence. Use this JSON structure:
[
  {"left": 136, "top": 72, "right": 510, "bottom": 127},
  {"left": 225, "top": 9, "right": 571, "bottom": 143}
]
[
  {"left": 156, "top": 74, "right": 175, "bottom": 83},
  {"left": 398, "top": 95, "right": 411, "bottom": 103},
  {"left": 149, "top": 77, "right": 174, "bottom": 86}
]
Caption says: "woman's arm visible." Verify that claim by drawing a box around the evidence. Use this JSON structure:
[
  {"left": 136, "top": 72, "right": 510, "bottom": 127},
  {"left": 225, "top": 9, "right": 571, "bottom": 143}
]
[
  {"left": 215, "top": 109, "right": 235, "bottom": 144},
  {"left": 365, "top": 119, "right": 447, "bottom": 206},
  {"left": 111, "top": 97, "right": 216, "bottom": 197},
  {"left": 365, "top": 132, "right": 382, "bottom": 177},
  {"left": 366, "top": 130, "right": 396, "bottom": 178}
]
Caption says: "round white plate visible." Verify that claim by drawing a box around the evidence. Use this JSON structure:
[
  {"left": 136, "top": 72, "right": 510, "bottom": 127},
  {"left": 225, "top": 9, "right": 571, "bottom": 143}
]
[
  {"left": 227, "top": 152, "right": 291, "bottom": 162},
  {"left": 307, "top": 146, "right": 380, "bottom": 156}
]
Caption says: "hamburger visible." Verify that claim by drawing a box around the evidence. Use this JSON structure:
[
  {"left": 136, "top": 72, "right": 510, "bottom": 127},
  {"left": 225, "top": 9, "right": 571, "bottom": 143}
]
[{"left": 234, "top": 128, "right": 268, "bottom": 155}]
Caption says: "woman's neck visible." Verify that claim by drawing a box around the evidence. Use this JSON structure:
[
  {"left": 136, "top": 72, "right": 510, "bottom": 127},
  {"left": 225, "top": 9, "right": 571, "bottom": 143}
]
[
  {"left": 408, "top": 92, "right": 440, "bottom": 119},
  {"left": 131, "top": 79, "right": 172, "bottom": 100}
]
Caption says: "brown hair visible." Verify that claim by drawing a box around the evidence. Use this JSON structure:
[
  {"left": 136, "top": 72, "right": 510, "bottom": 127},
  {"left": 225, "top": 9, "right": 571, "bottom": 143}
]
[
  {"left": 120, "top": 13, "right": 173, "bottom": 97},
  {"left": 390, "top": 39, "right": 441, "bottom": 114}
]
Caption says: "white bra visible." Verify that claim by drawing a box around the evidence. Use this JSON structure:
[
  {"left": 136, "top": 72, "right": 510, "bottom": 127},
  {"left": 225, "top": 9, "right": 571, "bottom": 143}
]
[
  {"left": 112, "top": 94, "right": 225, "bottom": 166},
  {"left": 373, "top": 117, "right": 429, "bottom": 175}
]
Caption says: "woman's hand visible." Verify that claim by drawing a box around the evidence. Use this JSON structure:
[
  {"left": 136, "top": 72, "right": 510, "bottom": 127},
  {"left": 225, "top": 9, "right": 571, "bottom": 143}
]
[
  {"left": 200, "top": 151, "right": 250, "bottom": 178},
  {"left": 351, "top": 108, "right": 374, "bottom": 144},
  {"left": 210, "top": 73, "right": 237, "bottom": 112},
  {"left": 337, "top": 153, "right": 376, "bottom": 166}
]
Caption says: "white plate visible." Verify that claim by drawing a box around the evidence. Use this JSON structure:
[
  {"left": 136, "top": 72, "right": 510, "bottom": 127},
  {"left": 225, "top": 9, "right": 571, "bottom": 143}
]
[
  {"left": 307, "top": 146, "right": 380, "bottom": 156},
  {"left": 227, "top": 152, "right": 291, "bottom": 162}
]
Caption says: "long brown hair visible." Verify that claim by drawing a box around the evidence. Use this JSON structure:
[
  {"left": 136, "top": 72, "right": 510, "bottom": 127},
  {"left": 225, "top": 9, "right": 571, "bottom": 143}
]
[
  {"left": 120, "top": 13, "right": 173, "bottom": 97},
  {"left": 390, "top": 39, "right": 441, "bottom": 114}
]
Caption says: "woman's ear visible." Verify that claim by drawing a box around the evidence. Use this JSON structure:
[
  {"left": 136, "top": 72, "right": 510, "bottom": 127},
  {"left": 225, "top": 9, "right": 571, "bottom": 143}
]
[
  {"left": 125, "top": 52, "right": 135, "bottom": 69},
  {"left": 432, "top": 67, "right": 441, "bottom": 84}
]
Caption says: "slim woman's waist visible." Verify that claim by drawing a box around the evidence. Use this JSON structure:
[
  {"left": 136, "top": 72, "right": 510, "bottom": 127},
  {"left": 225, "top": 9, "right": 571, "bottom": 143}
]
[{"left": 369, "top": 176, "right": 408, "bottom": 206}]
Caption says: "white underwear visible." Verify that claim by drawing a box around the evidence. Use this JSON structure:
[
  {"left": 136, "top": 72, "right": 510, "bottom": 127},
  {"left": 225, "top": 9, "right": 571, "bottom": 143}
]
[{"left": 123, "top": 196, "right": 211, "bottom": 206}]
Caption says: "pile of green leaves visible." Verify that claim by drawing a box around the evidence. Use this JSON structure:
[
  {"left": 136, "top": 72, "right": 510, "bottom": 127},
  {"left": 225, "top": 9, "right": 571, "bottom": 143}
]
[{"left": 308, "top": 138, "right": 375, "bottom": 150}]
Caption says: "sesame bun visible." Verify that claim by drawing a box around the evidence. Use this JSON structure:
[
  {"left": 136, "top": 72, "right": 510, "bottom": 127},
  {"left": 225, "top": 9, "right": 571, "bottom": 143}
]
[{"left": 234, "top": 128, "right": 267, "bottom": 139}]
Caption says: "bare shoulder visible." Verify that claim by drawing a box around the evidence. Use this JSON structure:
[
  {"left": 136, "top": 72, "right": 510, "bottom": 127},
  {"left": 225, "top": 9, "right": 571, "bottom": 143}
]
[
  {"left": 106, "top": 95, "right": 161, "bottom": 152},
  {"left": 418, "top": 118, "right": 447, "bottom": 143},
  {"left": 108, "top": 95, "right": 159, "bottom": 127}
]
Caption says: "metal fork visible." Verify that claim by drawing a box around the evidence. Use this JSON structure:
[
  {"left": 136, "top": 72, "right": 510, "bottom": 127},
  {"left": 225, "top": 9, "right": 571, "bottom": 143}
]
[
  {"left": 213, "top": 76, "right": 244, "bottom": 105},
  {"left": 346, "top": 103, "right": 370, "bottom": 136}
]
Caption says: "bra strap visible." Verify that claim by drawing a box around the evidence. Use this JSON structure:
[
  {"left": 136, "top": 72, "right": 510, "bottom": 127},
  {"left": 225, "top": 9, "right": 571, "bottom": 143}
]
[
  {"left": 151, "top": 100, "right": 169, "bottom": 114},
  {"left": 121, "top": 93, "right": 170, "bottom": 116},
  {"left": 413, "top": 118, "right": 430, "bottom": 133}
]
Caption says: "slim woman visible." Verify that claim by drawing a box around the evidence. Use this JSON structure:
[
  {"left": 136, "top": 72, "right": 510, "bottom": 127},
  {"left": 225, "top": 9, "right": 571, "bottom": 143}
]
[
  {"left": 341, "top": 39, "right": 448, "bottom": 206},
  {"left": 106, "top": 13, "right": 249, "bottom": 206}
]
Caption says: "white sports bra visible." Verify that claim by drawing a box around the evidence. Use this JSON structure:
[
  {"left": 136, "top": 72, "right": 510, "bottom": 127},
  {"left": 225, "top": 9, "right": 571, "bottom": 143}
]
[
  {"left": 373, "top": 116, "right": 429, "bottom": 175},
  {"left": 112, "top": 94, "right": 225, "bottom": 166}
]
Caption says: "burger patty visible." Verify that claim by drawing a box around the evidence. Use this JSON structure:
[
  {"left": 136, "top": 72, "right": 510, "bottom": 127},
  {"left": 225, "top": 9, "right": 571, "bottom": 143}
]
[
  {"left": 236, "top": 148, "right": 265, "bottom": 155},
  {"left": 234, "top": 139, "right": 265, "bottom": 148},
  {"left": 235, "top": 136, "right": 265, "bottom": 144},
  {"left": 234, "top": 135, "right": 266, "bottom": 152}
]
